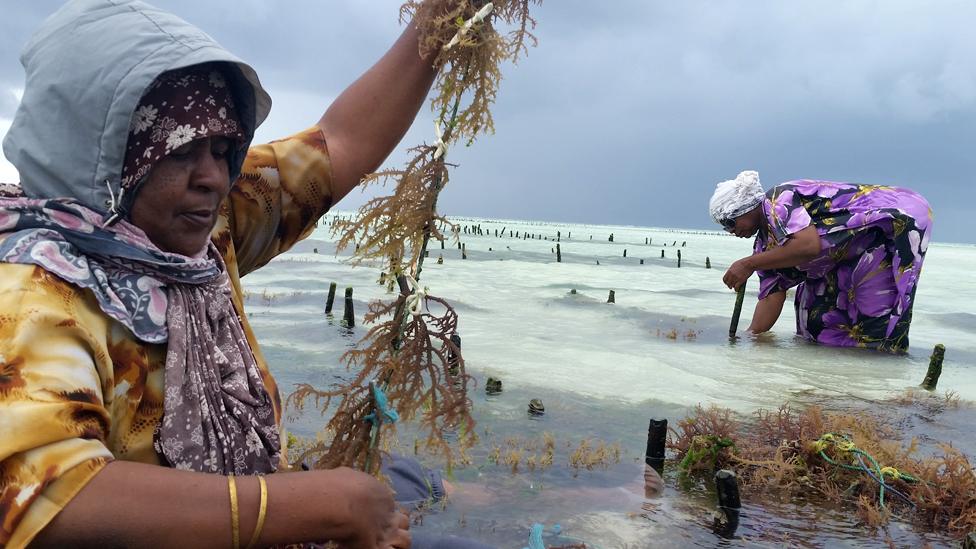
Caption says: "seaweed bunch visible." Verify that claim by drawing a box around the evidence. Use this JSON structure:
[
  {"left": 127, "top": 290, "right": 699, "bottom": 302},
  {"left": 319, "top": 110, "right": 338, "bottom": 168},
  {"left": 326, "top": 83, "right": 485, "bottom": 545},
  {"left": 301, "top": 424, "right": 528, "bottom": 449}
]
[
  {"left": 667, "top": 402, "right": 976, "bottom": 538},
  {"left": 290, "top": 284, "right": 474, "bottom": 473},
  {"left": 293, "top": 0, "right": 541, "bottom": 473},
  {"left": 404, "top": 0, "right": 539, "bottom": 145}
]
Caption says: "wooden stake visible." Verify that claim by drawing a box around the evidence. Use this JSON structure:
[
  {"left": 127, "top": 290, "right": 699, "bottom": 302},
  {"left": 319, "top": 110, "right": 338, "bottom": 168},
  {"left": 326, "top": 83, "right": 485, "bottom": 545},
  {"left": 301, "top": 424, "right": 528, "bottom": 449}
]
[
  {"left": 556, "top": 243, "right": 561, "bottom": 262},
  {"left": 729, "top": 281, "right": 747, "bottom": 339},
  {"left": 325, "top": 282, "right": 337, "bottom": 314},
  {"left": 645, "top": 418, "right": 667, "bottom": 472},
  {"left": 921, "top": 344, "right": 946, "bottom": 391},
  {"left": 447, "top": 334, "right": 461, "bottom": 376},
  {"left": 714, "top": 470, "right": 741, "bottom": 538},
  {"left": 462, "top": 243, "right": 467, "bottom": 259},
  {"left": 623, "top": 249, "right": 627, "bottom": 257},
  {"left": 342, "top": 287, "right": 355, "bottom": 328},
  {"left": 677, "top": 249, "right": 681, "bottom": 268},
  {"left": 706, "top": 257, "right": 711, "bottom": 269},
  {"left": 660, "top": 249, "right": 665, "bottom": 258},
  {"left": 607, "top": 290, "right": 615, "bottom": 303}
]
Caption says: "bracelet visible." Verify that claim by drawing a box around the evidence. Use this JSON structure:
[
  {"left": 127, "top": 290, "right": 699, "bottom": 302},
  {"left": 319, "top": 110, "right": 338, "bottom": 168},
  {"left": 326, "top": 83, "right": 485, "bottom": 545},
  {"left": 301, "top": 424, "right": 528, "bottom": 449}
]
[
  {"left": 245, "top": 476, "right": 268, "bottom": 549},
  {"left": 228, "top": 475, "right": 240, "bottom": 549}
]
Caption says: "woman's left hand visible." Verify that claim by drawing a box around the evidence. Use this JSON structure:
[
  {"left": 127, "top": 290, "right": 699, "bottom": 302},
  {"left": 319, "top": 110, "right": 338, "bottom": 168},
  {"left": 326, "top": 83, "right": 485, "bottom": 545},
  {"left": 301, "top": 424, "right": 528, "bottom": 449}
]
[{"left": 723, "top": 258, "right": 755, "bottom": 289}]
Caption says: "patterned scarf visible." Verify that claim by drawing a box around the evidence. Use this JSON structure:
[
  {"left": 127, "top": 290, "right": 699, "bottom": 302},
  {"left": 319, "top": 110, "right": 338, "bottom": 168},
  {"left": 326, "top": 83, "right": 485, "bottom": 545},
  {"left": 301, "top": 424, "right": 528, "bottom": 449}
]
[{"left": 0, "top": 181, "right": 279, "bottom": 473}]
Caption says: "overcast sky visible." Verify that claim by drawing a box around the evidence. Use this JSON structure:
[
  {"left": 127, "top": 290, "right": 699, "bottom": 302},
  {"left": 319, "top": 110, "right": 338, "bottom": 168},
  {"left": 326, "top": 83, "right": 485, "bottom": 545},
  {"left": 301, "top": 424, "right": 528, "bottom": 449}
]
[{"left": 2, "top": 1, "right": 975, "bottom": 243}]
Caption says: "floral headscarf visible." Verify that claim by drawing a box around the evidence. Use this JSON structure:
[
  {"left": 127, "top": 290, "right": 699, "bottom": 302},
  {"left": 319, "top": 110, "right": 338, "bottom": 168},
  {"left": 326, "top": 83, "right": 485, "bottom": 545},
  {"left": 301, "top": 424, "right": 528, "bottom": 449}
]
[{"left": 121, "top": 63, "right": 246, "bottom": 190}]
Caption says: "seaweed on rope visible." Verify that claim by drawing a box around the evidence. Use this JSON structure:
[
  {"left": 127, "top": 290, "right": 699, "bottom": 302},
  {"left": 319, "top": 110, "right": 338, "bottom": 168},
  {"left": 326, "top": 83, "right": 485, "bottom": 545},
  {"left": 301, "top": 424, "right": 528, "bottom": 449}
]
[
  {"left": 288, "top": 0, "right": 541, "bottom": 474},
  {"left": 667, "top": 402, "right": 976, "bottom": 539}
]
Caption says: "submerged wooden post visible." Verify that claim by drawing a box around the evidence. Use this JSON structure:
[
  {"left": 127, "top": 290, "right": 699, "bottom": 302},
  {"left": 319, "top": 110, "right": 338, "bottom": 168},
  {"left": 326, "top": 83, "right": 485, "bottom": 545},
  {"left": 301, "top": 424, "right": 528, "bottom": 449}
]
[
  {"left": 609, "top": 233, "right": 614, "bottom": 242},
  {"left": 921, "top": 344, "right": 946, "bottom": 391},
  {"left": 706, "top": 257, "right": 711, "bottom": 269},
  {"left": 557, "top": 231, "right": 561, "bottom": 242},
  {"left": 645, "top": 418, "right": 667, "bottom": 473},
  {"left": 607, "top": 290, "right": 615, "bottom": 303},
  {"left": 437, "top": 254, "right": 444, "bottom": 265},
  {"left": 660, "top": 250, "right": 665, "bottom": 259},
  {"left": 713, "top": 470, "right": 741, "bottom": 538},
  {"left": 462, "top": 243, "right": 467, "bottom": 259},
  {"left": 447, "top": 334, "right": 461, "bottom": 376},
  {"left": 640, "top": 259, "right": 644, "bottom": 265},
  {"left": 441, "top": 239, "right": 445, "bottom": 249},
  {"left": 623, "top": 249, "right": 627, "bottom": 257},
  {"left": 342, "top": 287, "right": 355, "bottom": 328},
  {"left": 486, "top": 377, "right": 503, "bottom": 395},
  {"left": 325, "top": 282, "right": 337, "bottom": 314},
  {"left": 677, "top": 249, "right": 681, "bottom": 268},
  {"left": 556, "top": 243, "right": 561, "bottom": 262},
  {"left": 729, "top": 281, "right": 747, "bottom": 339},
  {"left": 528, "top": 398, "right": 545, "bottom": 416}
]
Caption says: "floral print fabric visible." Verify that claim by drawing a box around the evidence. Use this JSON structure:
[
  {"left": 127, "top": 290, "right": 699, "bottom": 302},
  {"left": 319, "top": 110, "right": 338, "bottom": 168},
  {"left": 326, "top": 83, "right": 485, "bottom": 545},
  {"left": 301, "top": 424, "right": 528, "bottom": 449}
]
[
  {"left": 122, "top": 63, "right": 245, "bottom": 190},
  {"left": 754, "top": 180, "right": 933, "bottom": 353},
  {"left": 0, "top": 126, "right": 334, "bottom": 547}
]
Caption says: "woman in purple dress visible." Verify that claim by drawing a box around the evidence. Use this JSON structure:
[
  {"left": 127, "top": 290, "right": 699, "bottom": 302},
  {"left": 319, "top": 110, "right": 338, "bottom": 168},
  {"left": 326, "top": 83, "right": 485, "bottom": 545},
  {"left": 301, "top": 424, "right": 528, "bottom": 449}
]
[{"left": 709, "top": 170, "right": 933, "bottom": 353}]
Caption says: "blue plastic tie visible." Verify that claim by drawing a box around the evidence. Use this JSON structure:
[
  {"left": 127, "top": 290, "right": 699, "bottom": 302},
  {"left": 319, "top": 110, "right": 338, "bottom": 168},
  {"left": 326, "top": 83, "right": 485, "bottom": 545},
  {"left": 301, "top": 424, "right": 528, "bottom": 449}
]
[
  {"left": 363, "top": 381, "right": 399, "bottom": 426},
  {"left": 523, "top": 523, "right": 545, "bottom": 549}
]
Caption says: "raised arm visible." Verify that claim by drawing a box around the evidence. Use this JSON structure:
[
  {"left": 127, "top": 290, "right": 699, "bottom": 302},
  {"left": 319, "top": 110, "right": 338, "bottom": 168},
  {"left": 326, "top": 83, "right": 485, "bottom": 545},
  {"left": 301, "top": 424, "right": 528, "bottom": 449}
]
[{"left": 319, "top": 18, "right": 438, "bottom": 204}]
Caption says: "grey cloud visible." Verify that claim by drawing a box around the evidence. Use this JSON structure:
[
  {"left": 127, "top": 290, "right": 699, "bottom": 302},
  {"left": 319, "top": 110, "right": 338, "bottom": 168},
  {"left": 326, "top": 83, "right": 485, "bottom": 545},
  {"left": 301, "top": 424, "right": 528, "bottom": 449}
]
[{"left": 3, "top": 1, "right": 975, "bottom": 243}]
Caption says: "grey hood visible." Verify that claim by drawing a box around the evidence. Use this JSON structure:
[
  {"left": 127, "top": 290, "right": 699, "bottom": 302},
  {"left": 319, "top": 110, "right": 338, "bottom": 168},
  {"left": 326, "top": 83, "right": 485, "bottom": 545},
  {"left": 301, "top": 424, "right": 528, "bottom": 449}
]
[{"left": 2, "top": 0, "right": 271, "bottom": 214}]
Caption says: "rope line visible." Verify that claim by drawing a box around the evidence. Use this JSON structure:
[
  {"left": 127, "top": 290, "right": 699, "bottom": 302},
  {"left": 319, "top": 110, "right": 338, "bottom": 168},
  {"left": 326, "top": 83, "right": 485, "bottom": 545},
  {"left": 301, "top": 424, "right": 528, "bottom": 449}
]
[{"left": 814, "top": 433, "right": 919, "bottom": 509}]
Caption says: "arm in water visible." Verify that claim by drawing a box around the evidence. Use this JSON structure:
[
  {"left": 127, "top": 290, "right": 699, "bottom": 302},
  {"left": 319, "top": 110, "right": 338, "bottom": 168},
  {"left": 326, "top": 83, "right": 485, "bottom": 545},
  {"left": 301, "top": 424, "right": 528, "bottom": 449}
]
[{"left": 748, "top": 289, "right": 787, "bottom": 334}]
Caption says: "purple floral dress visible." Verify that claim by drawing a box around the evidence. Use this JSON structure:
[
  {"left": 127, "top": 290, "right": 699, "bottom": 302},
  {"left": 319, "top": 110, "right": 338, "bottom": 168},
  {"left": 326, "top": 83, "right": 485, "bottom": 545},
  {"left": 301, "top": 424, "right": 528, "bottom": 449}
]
[{"left": 754, "top": 181, "right": 933, "bottom": 353}]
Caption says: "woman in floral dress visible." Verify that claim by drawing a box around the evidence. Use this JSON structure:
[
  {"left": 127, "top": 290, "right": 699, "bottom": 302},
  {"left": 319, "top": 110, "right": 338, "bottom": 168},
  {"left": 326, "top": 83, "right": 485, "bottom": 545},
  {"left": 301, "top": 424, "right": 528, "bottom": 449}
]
[{"left": 710, "top": 170, "right": 933, "bottom": 353}]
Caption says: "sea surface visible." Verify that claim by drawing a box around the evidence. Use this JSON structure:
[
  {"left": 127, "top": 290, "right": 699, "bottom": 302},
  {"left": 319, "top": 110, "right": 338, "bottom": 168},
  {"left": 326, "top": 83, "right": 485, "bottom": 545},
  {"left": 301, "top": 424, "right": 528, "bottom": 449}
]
[{"left": 242, "top": 212, "right": 975, "bottom": 548}]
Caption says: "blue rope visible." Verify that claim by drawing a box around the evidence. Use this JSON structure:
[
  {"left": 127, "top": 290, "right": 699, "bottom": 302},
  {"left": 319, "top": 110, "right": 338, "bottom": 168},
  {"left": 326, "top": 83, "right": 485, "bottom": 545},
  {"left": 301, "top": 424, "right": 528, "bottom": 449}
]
[
  {"left": 363, "top": 380, "right": 399, "bottom": 426},
  {"left": 524, "top": 523, "right": 545, "bottom": 549},
  {"left": 524, "top": 523, "right": 599, "bottom": 549}
]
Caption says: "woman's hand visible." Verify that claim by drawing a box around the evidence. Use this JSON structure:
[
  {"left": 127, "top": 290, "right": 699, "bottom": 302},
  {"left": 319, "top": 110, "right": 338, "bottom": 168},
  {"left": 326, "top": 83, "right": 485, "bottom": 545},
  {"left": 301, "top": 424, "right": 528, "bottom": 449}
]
[
  {"left": 722, "top": 258, "right": 755, "bottom": 290},
  {"left": 312, "top": 467, "right": 411, "bottom": 548}
]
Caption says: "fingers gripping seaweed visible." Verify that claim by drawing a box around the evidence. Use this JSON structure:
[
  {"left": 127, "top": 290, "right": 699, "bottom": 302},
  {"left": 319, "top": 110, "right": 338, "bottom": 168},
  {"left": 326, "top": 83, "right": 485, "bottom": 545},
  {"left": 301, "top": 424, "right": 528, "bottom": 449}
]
[{"left": 289, "top": 0, "right": 540, "bottom": 474}]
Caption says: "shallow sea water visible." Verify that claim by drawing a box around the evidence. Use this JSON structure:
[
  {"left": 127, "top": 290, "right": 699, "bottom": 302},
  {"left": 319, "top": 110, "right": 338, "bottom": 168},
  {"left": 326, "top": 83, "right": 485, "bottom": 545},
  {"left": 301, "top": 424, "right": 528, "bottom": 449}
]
[{"left": 243, "top": 213, "right": 975, "bottom": 548}]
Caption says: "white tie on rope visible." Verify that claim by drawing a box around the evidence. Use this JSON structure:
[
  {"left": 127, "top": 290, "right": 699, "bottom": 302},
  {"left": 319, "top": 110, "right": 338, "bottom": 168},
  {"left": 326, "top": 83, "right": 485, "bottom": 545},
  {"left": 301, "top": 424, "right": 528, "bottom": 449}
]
[
  {"left": 433, "top": 121, "right": 447, "bottom": 160},
  {"left": 403, "top": 274, "right": 429, "bottom": 317},
  {"left": 443, "top": 3, "right": 494, "bottom": 51}
]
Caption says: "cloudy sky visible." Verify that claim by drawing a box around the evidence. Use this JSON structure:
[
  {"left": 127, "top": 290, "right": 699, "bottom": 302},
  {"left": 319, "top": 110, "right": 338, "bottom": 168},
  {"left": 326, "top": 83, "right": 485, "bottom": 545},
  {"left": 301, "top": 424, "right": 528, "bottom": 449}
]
[{"left": 2, "top": 1, "right": 975, "bottom": 243}]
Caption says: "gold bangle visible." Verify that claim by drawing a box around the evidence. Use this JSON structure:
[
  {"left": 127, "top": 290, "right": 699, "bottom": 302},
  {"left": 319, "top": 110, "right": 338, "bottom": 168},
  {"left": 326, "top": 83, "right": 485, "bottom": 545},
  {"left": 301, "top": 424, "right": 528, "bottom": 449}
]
[
  {"left": 228, "top": 475, "right": 240, "bottom": 549},
  {"left": 245, "top": 476, "right": 268, "bottom": 549}
]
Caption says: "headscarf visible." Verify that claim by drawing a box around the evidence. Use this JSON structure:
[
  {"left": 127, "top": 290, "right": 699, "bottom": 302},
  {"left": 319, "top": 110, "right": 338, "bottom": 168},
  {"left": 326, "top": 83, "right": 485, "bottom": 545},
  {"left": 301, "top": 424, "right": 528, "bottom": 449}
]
[
  {"left": 121, "top": 63, "right": 246, "bottom": 191},
  {"left": 0, "top": 64, "right": 280, "bottom": 475},
  {"left": 708, "top": 170, "right": 765, "bottom": 224}
]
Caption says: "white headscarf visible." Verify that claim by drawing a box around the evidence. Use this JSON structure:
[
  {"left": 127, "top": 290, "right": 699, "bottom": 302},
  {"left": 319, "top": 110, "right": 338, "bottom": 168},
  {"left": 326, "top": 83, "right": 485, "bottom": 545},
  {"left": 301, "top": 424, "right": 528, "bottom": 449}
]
[{"left": 708, "top": 170, "right": 765, "bottom": 223}]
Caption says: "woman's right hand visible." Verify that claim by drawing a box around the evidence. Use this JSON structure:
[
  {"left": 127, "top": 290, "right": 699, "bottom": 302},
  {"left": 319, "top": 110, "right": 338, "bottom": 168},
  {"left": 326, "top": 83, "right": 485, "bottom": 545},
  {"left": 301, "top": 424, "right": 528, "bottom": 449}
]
[{"left": 309, "top": 467, "right": 411, "bottom": 548}]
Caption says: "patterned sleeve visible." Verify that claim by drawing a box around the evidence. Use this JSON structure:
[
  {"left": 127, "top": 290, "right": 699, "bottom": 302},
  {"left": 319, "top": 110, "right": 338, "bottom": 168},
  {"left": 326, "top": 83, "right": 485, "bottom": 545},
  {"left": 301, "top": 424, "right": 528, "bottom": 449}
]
[
  {"left": 0, "top": 265, "right": 115, "bottom": 547},
  {"left": 225, "top": 126, "right": 335, "bottom": 277},
  {"left": 764, "top": 184, "right": 813, "bottom": 245},
  {"left": 753, "top": 230, "right": 804, "bottom": 300}
]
